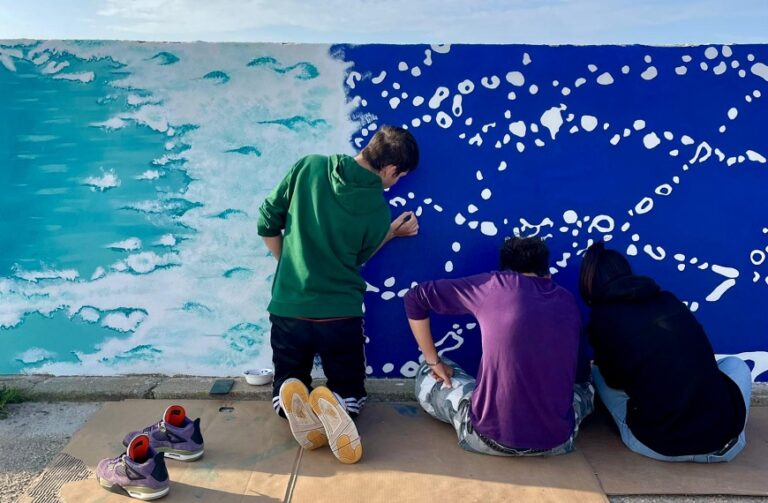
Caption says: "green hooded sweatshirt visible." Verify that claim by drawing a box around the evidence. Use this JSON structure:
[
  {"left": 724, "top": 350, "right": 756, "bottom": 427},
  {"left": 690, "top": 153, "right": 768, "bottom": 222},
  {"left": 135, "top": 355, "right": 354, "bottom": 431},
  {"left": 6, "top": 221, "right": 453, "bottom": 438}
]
[{"left": 257, "top": 154, "right": 391, "bottom": 318}]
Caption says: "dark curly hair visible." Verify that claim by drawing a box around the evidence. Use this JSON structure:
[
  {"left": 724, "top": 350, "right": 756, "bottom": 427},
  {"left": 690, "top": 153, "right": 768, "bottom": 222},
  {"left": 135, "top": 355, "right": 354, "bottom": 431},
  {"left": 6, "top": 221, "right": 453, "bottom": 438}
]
[{"left": 499, "top": 236, "right": 550, "bottom": 277}]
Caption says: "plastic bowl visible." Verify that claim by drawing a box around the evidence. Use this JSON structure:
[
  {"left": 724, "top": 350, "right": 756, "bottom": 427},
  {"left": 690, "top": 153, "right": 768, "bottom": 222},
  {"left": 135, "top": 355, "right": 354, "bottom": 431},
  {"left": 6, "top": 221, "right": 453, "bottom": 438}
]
[{"left": 243, "top": 368, "right": 274, "bottom": 386}]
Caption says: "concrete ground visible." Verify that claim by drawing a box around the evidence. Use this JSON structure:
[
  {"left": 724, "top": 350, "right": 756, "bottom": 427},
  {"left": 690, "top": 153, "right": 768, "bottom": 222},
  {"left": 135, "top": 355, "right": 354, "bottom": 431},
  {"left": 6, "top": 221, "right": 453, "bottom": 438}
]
[
  {"left": 0, "top": 376, "right": 767, "bottom": 503},
  {"left": 0, "top": 402, "right": 101, "bottom": 503}
]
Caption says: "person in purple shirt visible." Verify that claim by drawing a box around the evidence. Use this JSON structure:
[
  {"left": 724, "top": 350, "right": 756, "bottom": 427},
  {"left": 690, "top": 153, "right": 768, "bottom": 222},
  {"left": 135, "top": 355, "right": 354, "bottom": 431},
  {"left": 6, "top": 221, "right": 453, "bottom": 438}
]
[{"left": 404, "top": 236, "right": 594, "bottom": 456}]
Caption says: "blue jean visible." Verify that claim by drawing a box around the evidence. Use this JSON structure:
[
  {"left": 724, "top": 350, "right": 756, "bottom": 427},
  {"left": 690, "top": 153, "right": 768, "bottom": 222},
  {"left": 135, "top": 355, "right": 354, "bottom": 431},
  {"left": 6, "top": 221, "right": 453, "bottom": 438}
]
[{"left": 593, "top": 356, "right": 752, "bottom": 463}]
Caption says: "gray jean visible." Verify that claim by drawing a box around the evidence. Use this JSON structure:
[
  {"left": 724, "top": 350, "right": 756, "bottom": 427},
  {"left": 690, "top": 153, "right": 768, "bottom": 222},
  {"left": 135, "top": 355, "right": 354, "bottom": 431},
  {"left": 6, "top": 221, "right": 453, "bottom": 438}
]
[{"left": 415, "top": 358, "right": 594, "bottom": 456}]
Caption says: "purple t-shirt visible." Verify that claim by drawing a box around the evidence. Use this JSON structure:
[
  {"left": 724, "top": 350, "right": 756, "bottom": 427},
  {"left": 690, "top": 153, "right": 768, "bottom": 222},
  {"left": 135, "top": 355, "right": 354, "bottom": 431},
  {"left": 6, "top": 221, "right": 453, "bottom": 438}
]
[{"left": 404, "top": 271, "right": 581, "bottom": 449}]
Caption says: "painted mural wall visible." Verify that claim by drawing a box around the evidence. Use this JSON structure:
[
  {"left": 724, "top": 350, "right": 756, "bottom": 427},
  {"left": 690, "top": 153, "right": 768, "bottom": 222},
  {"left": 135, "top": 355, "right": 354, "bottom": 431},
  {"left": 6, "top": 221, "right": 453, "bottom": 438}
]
[{"left": 1, "top": 41, "right": 766, "bottom": 380}]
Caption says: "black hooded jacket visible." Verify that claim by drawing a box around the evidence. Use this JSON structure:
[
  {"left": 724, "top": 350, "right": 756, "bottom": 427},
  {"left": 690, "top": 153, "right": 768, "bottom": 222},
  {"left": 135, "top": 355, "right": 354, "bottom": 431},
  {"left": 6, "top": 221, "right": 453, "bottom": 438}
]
[{"left": 587, "top": 274, "right": 746, "bottom": 456}]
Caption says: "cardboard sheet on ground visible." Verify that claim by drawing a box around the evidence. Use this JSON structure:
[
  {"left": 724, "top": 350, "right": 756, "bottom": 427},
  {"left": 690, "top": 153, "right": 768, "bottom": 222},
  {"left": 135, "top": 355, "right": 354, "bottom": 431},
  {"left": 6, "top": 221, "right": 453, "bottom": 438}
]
[
  {"left": 60, "top": 400, "right": 294, "bottom": 502},
  {"left": 58, "top": 400, "right": 607, "bottom": 503},
  {"left": 291, "top": 403, "right": 608, "bottom": 503},
  {"left": 577, "top": 407, "right": 768, "bottom": 496}
]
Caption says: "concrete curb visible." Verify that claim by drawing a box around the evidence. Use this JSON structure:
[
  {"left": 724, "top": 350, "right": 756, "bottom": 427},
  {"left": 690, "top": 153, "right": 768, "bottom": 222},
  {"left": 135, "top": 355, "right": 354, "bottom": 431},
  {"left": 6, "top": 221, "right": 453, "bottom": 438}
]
[
  {"left": 0, "top": 375, "right": 417, "bottom": 402},
  {"left": 2, "top": 375, "right": 766, "bottom": 405}
]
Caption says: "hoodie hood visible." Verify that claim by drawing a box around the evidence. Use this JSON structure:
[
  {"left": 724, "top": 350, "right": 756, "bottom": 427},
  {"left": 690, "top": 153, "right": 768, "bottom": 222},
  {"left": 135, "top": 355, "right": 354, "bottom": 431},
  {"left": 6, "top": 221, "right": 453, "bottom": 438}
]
[
  {"left": 328, "top": 154, "right": 385, "bottom": 215},
  {"left": 592, "top": 274, "right": 661, "bottom": 303}
]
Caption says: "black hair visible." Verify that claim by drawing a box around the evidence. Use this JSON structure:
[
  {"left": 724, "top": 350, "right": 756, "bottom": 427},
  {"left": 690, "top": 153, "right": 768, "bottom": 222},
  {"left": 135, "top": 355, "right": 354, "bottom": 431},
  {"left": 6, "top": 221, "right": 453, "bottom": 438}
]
[
  {"left": 499, "top": 236, "right": 550, "bottom": 277},
  {"left": 579, "top": 242, "right": 633, "bottom": 303},
  {"left": 360, "top": 125, "right": 419, "bottom": 174}
]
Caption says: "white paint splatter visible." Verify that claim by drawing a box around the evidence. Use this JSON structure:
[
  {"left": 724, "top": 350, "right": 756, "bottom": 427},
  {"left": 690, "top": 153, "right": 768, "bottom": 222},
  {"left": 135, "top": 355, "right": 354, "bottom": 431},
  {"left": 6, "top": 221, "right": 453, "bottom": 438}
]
[
  {"left": 436, "top": 111, "right": 453, "bottom": 129},
  {"left": 713, "top": 61, "right": 727, "bottom": 75},
  {"left": 372, "top": 71, "right": 387, "bottom": 84},
  {"left": 563, "top": 210, "right": 578, "bottom": 224},
  {"left": 643, "top": 132, "right": 661, "bottom": 149},
  {"left": 540, "top": 104, "right": 567, "bottom": 140},
  {"left": 429, "top": 86, "right": 450, "bottom": 109},
  {"left": 746, "top": 150, "right": 767, "bottom": 163},
  {"left": 480, "top": 222, "right": 498, "bottom": 236},
  {"left": 506, "top": 71, "right": 525, "bottom": 87},
  {"left": 481, "top": 75, "right": 501, "bottom": 89},
  {"left": 580, "top": 115, "right": 598, "bottom": 132},
  {"left": 706, "top": 279, "right": 737, "bottom": 302},
  {"left": 641, "top": 66, "right": 658, "bottom": 80},
  {"left": 509, "top": 121, "right": 526, "bottom": 138},
  {"left": 458, "top": 79, "right": 475, "bottom": 95},
  {"left": 597, "top": 72, "right": 614, "bottom": 85}
]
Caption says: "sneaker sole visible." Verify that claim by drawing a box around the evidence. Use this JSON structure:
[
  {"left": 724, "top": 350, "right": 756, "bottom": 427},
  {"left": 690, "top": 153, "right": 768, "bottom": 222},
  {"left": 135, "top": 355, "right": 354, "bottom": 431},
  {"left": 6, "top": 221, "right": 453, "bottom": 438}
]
[
  {"left": 157, "top": 447, "right": 204, "bottom": 461},
  {"left": 97, "top": 476, "right": 170, "bottom": 501},
  {"left": 280, "top": 380, "right": 328, "bottom": 450},
  {"left": 309, "top": 387, "right": 363, "bottom": 464}
]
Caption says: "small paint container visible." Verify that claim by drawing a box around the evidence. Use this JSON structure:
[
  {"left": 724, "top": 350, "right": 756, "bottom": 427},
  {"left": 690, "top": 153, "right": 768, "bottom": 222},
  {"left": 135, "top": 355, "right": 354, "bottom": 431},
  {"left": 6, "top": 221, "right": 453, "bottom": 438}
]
[{"left": 243, "top": 368, "right": 274, "bottom": 386}]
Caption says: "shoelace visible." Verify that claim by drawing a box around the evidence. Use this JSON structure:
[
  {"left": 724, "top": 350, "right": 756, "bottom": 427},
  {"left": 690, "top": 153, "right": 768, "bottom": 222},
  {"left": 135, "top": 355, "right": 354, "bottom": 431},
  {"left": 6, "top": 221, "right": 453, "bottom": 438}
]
[{"left": 141, "top": 420, "right": 166, "bottom": 434}]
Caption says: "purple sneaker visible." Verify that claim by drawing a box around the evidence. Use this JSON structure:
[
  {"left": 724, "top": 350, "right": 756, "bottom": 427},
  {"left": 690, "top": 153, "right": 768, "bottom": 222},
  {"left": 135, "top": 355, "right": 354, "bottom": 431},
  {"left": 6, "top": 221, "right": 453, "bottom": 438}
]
[
  {"left": 97, "top": 433, "right": 170, "bottom": 500},
  {"left": 122, "top": 405, "right": 204, "bottom": 461}
]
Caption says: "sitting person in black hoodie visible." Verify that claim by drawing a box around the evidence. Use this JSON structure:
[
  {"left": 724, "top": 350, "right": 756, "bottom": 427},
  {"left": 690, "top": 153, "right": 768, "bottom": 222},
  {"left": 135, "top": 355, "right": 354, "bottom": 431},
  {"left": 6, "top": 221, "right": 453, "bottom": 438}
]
[{"left": 579, "top": 242, "right": 751, "bottom": 462}]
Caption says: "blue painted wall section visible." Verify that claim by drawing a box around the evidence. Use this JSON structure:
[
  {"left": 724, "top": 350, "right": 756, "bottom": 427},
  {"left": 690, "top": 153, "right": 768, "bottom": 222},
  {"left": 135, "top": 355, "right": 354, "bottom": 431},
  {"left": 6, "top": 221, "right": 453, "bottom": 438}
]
[
  {"left": 339, "top": 44, "right": 768, "bottom": 382},
  {"left": 0, "top": 41, "right": 766, "bottom": 380}
]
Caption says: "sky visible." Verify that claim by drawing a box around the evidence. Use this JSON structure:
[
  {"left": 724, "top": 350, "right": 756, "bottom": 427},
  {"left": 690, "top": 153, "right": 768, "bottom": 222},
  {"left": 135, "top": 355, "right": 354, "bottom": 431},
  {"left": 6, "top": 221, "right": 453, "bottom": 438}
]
[{"left": 1, "top": 0, "right": 767, "bottom": 44}]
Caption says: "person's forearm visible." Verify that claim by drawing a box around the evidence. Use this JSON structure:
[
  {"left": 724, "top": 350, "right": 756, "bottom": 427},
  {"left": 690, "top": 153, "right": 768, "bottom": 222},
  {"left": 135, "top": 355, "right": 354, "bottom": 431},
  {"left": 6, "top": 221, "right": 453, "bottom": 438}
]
[
  {"left": 262, "top": 235, "right": 283, "bottom": 261},
  {"left": 408, "top": 318, "right": 440, "bottom": 364},
  {"left": 368, "top": 230, "right": 395, "bottom": 260}
]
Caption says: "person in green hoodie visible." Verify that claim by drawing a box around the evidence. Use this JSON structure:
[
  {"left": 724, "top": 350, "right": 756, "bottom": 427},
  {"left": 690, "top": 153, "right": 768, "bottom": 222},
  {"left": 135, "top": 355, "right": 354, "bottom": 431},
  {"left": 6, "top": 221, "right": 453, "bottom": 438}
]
[{"left": 257, "top": 125, "right": 419, "bottom": 464}]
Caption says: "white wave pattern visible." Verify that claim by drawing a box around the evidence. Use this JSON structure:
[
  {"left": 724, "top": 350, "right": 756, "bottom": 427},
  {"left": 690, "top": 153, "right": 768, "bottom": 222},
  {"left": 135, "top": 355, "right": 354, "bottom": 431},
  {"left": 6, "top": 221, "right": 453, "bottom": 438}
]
[
  {"left": 4, "top": 41, "right": 356, "bottom": 375},
  {"left": 16, "top": 348, "right": 56, "bottom": 364},
  {"left": 107, "top": 238, "right": 142, "bottom": 251},
  {"left": 83, "top": 168, "right": 121, "bottom": 191},
  {"left": 52, "top": 71, "right": 96, "bottom": 83}
]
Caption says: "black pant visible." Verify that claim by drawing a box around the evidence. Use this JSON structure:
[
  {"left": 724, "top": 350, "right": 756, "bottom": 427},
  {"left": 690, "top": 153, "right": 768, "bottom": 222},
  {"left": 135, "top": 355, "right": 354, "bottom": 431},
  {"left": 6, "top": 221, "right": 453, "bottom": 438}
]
[{"left": 270, "top": 314, "right": 367, "bottom": 414}]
